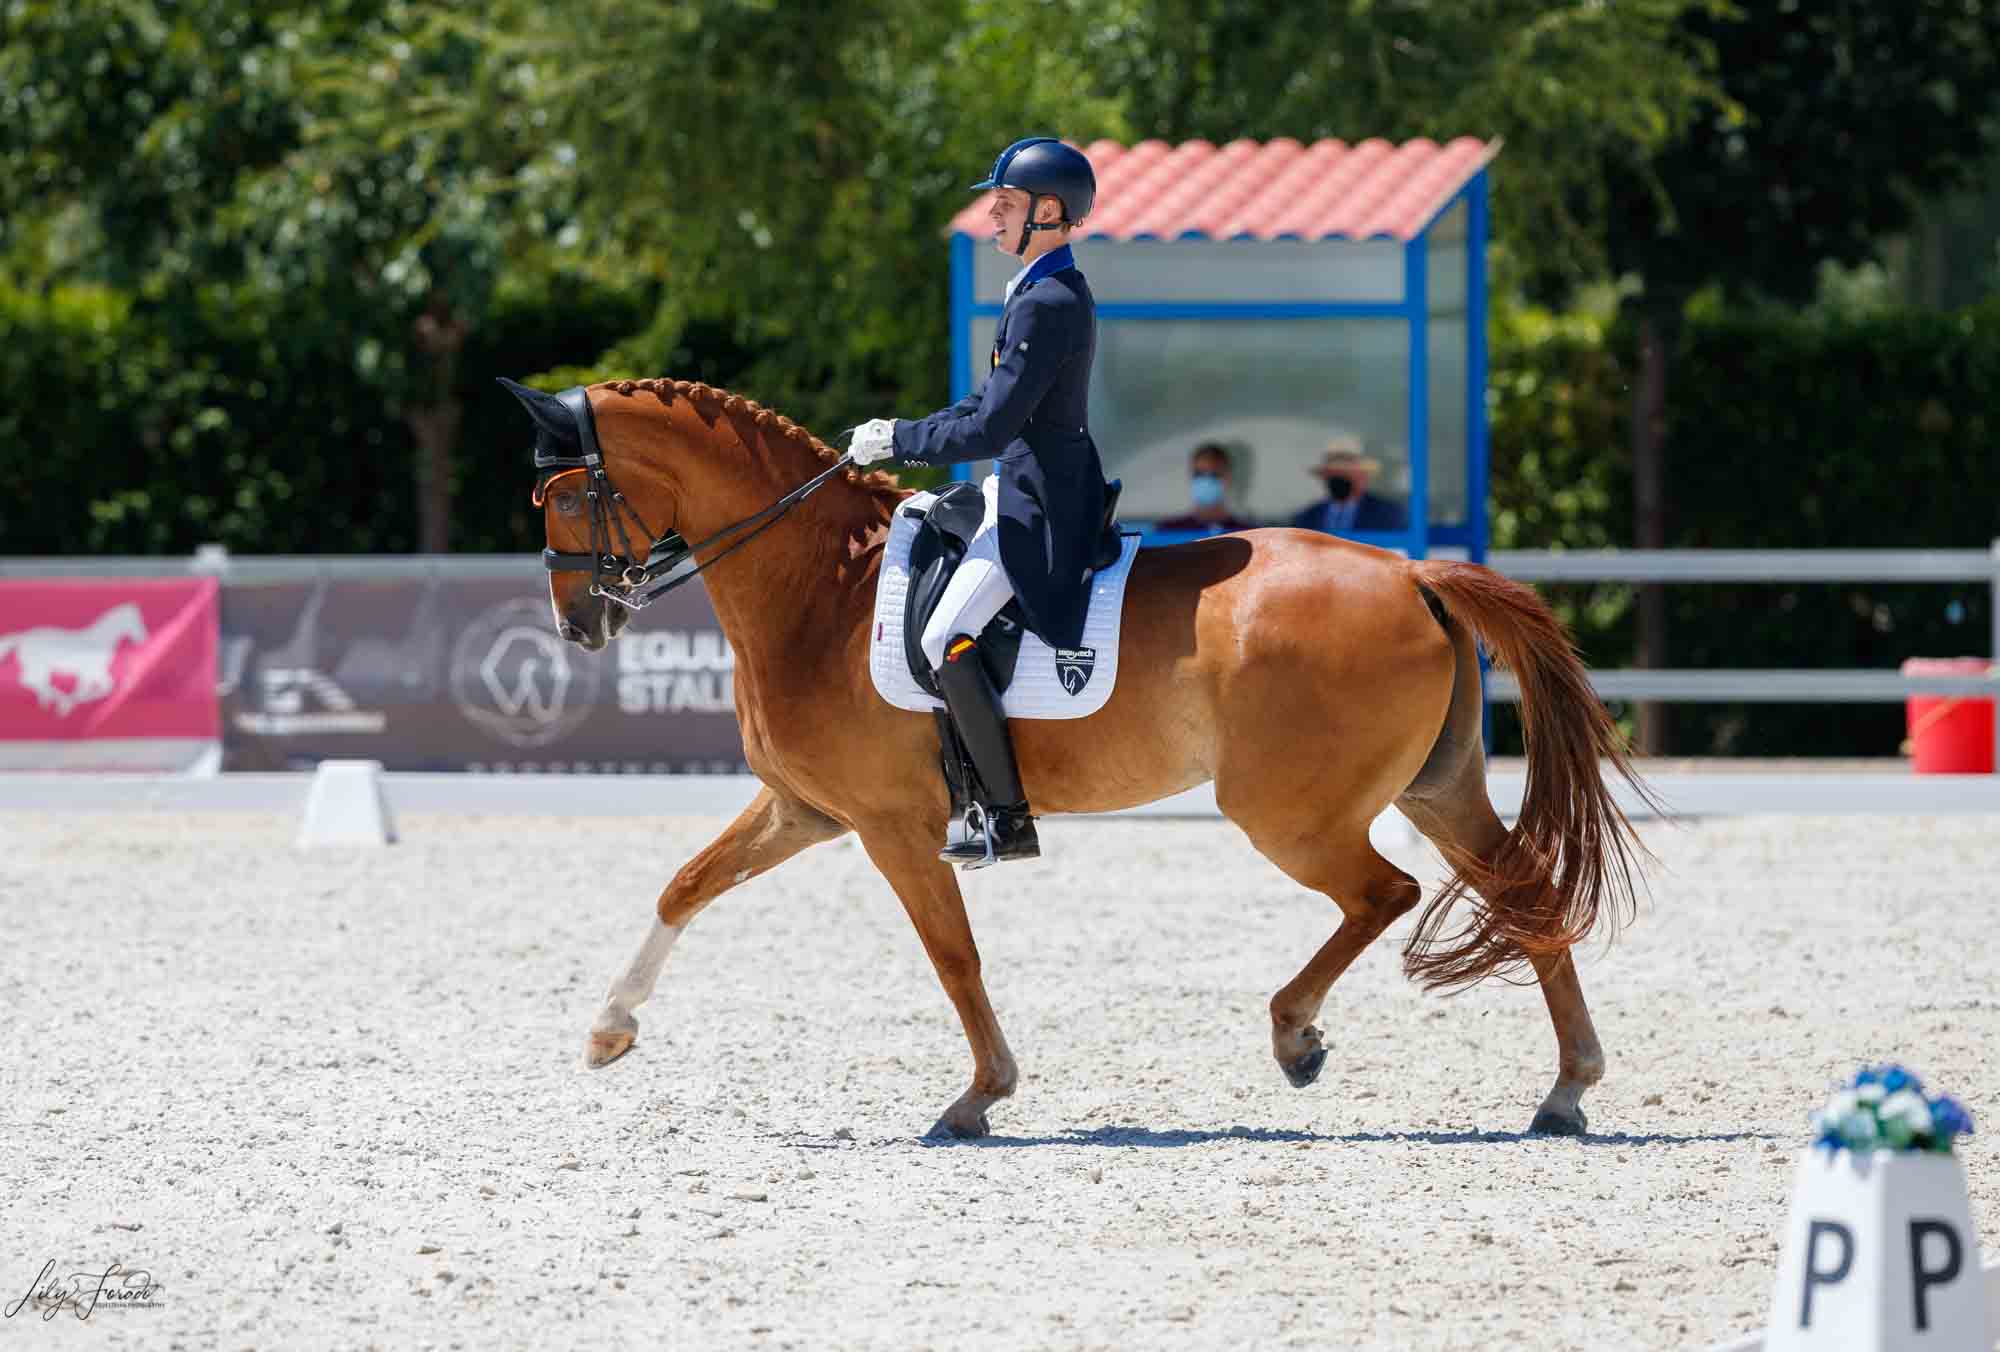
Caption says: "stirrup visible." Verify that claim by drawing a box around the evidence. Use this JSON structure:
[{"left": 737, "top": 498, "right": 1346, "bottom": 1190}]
[
  {"left": 939, "top": 801, "right": 1039, "bottom": 870},
  {"left": 939, "top": 803, "right": 996, "bottom": 868}
]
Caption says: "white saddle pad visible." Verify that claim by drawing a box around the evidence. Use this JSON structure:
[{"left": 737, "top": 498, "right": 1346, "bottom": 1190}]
[{"left": 869, "top": 490, "right": 1141, "bottom": 720}]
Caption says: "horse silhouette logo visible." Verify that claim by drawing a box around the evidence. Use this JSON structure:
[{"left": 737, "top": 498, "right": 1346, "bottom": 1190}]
[
  {"left": 1054, "top": 646, "right": 1097, "bottom": 696},
  {"left": 0, "top": 602, "right": 149, "bottom": 717}
]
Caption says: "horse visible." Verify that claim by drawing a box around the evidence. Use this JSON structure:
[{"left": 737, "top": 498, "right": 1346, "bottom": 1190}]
[
  {"left": 0, "top": 602, "right": 148, "bottom": 717},
  {"left": 505, "top": 376, "right": 1657, "bottom": 1140}
]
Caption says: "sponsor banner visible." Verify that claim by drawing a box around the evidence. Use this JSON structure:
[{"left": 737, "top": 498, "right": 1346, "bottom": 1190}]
[
  {"left": 0, "top": 579, "right": 220, "bottom": 770},
  {"left": 221, "top": 576, "right": 746, "bottom": 772}
]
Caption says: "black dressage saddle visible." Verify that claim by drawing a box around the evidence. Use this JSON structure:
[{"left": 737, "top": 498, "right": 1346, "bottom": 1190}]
[{"left": 901, "top": 478, "right": 1123, "bottom": 697}]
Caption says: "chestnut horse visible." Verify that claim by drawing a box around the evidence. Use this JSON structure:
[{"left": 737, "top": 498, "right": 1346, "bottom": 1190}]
[{"left": 513, "top": 377, "right": 1655, "bottom": 1140}]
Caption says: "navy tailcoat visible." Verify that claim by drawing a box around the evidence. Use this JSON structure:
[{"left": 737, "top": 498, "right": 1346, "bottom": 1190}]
[{"left": 892, "top": 249, "right": 1107, "bottom": 651}]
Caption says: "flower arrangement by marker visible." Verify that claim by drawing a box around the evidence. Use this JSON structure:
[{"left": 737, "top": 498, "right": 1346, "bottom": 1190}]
[{"left": 1810, "top": 1064, "right": 1975, "bottom": 1154}]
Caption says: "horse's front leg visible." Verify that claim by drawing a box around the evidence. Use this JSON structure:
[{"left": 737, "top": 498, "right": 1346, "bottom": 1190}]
[
  {"left": 584, "top": 786, "right": 845, "bottom": 1067},
  {"left": 856, "top": 825, "right": 1017, "bottom": 1139}
]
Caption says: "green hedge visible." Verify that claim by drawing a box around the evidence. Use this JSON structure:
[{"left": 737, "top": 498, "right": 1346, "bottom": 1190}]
[
  {"left": 1, "top": 281, "right": 411, "bottom": 554},
  {"left": 0, "top": 272, "right": 648, "bottom": 555},
  {"left": 1487, "top": 301, "right": 1998, "bottom": 756}
]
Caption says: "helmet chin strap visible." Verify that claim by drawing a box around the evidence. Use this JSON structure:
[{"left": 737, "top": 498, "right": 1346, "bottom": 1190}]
[{"left": 1013, "top": 192, "right": 1067, "bottom": 257}]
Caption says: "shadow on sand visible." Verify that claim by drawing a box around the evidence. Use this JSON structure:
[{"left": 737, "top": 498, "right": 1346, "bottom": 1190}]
[{"left": 878, "top": 1124, "right": 1783, "bottom": 1150}]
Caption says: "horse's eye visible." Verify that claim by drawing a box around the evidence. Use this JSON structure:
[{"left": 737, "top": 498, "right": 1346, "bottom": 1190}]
[{"left": 552, "top": 490, "right": 581, "bottom": 516}]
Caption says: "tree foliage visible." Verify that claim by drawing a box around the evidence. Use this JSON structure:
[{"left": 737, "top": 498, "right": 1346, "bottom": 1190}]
[
  {"left": 4, "top": 0, "right": 1999, "bottom": 572},
  {"left": 308, "top": 0, "right": 1723, "bottom": 424},
  {"left": 2, "top": 0, "right": 1725, "bottom": 438},
  {"left": 1, "top": 1, "right": 504, "bottom": 376},
  {"left": 356, "top": 0, "right": 1124, "bottom": 433},
  {"left": 1, "top": 0, "right": 521, "bottom": 545},
  {"left": 1087, "top": 0, "right": 1722, "bottom": 291},
  {"left": 1607, "top": 0, "right": 2000, "bottom": 308}
]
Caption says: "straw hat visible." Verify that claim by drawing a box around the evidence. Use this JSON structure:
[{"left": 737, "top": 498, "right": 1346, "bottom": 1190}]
[{"left": 1308, "top": 434, "right": 1381, "bottom": 478}]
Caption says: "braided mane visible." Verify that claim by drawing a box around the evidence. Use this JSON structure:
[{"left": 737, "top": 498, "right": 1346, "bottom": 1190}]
[{"left": 602, "top": 378, "right": 908, "bottom": 512}]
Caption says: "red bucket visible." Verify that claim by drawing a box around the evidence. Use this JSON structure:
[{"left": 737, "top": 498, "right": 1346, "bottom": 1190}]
[{"left": 1902, "top": 657, "right": 1996, "bottom": 774}]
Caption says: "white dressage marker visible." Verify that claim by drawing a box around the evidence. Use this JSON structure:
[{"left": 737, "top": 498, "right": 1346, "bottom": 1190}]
[
  {"left": 297, "top": 759, "right": 397, "bottom": 847},
  {"left": 1706, "top": 1152, "right": 1995, "bottom": 1351},
  {"left": 1707, "top": 1260, "right": 2000, "bottom": 1351}
]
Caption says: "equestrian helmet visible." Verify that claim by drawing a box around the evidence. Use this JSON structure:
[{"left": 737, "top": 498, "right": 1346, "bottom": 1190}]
[{"left": 972, "top": 137, "right": 1096, "bottom": 225}]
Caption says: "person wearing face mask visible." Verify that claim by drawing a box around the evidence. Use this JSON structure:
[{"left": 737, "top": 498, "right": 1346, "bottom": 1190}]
[
  {"left": 1290, "top": 435, "right": 1407, "bottom": 535},
  {"left": 1156, "top": 442, "right": 1253, "bottom": 536}
]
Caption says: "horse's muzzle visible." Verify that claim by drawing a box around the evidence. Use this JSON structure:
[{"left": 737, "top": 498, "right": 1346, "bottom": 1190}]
[{"left": 557, "top": 593, "right": 628, "bottom": 651}]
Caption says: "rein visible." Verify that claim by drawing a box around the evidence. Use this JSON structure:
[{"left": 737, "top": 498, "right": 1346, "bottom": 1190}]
[{"left": 533, "top": 386, "right": 854, "bottom": 612}]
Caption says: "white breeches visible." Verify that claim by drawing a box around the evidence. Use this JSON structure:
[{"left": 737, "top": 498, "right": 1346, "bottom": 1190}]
[{"left": 921, "top": 475, "right": 1018, "bottom": 671}]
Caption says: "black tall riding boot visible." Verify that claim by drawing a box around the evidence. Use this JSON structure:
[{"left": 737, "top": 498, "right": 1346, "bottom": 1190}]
[
  {"left": 931, "top": 710, "right": 985, "bottom": 861},
  {"left": 934, "top": 634, "right": 1039, "bottom": 868}
]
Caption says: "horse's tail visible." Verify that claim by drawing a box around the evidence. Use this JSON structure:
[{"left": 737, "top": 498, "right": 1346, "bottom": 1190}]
[{"left": 1403, "top": 560, "right": 1661, "bottom": 992}]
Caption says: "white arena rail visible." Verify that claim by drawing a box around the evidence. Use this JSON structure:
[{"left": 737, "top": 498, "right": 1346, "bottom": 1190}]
[
  {"left": 3, "top": 544, "right": 1998, "bottom": 811},
  {"left": 1484, "top": 544, "right": 2000, "bottom": 773}
]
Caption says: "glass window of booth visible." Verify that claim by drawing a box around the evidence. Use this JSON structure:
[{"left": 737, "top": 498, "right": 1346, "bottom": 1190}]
[{"left": 1081, "top": 317, "right": 1434, "bottom": 526}]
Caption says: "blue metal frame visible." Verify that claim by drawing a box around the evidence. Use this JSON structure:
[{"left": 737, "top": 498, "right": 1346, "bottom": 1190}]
[
  {"left": 967, "top": 301, "right": 1411, "bottom": 321},
  {"left": 949, "top": 232, "right": 974, "bottom": 404},
  {"left": 945, "top": 170, "right": 1493, "bottom": 553},
  {"left": 1465, "top": 172, "right": 1494, "bottom": 749},
  {"left": 1403, "top": 231, "right": 1430, "bottom": 561},
  {"left": 1467, "top": 171, "right": 1490, "bottom": 568},
  {"left": 948, "top": 233, "right": 979, "bottom": 484}
]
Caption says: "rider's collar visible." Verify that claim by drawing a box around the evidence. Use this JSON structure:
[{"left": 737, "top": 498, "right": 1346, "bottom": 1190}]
[{"left": 1006, "top": 244, "right": 1075, "bottom": 302}]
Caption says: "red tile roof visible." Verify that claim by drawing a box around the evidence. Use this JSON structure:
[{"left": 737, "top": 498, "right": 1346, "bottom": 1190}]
[{"left": 949, "top": 136, "right": 1500, "bottom": 242}]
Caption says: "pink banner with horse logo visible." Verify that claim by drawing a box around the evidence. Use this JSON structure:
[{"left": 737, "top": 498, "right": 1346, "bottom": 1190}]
[{"left": 0, "top": 578, "right": 220, "bottom": 770}]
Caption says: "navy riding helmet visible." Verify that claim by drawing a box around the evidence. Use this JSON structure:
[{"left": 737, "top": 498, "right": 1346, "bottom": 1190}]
[{"left": 974, "top": 137, "right": 1096, "bottom": 255}]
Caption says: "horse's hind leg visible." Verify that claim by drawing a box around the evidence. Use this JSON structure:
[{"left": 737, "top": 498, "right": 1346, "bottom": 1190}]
[
  {"left": 584, "top": 787, "right": 845, "bottom": 1068},
  {"left": 1235, "top": 817, "right": 1423, "bottom": 1089},
  {"left": 1522, "top": 948, "right": 1602, "bottom": 1136},
  {"left": 1398, "top": 775, "right": 1605, "bottom": 1137}
]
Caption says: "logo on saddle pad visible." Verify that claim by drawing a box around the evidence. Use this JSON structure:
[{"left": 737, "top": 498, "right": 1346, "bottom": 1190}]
[{"left": 1054, "top": 646, "right": 1097, "bottom": 696}]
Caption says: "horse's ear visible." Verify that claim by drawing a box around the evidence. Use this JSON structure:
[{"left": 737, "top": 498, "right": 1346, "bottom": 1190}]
[{"left": 497, "top": 377, "right": 580, "bottom": 448}]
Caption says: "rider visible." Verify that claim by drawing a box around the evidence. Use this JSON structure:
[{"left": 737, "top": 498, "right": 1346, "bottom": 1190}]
[{"left": 849, "top": 136, "right": 1107, "bottom": 867}]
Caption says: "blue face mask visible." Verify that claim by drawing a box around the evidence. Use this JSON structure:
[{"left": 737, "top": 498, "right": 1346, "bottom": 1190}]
[{"left": 1190, "top": 473, "right": 1226, "bottom": 508}]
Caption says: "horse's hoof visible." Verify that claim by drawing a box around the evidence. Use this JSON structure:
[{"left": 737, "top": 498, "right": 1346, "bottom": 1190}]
[
  {"left": 583, "top": 1023, "right": 636, "bottom": 1069},
  {"left": 1281, "top": 1047, "right": 1328, "bottom": 1089},
  {"left": 1528, "top": 1106, "right": 1588, "bottom": 1137},
  {"left": 925, "top": 1111, "right": 991, "bottom": 1141}
]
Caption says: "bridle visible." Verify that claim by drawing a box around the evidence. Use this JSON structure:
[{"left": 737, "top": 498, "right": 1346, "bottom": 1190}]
[{"left": 532, "top": 385, "right": 854, "bottom": 612}]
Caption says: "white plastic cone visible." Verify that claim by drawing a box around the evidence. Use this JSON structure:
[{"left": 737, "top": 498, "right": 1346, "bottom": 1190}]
[{"left": 297, "top": 759, "right": 397, "bottom": 847}]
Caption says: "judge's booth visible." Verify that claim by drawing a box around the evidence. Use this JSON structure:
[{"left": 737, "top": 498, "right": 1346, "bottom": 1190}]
[{"left": 947, "top": 136, "right": 1499, "bottom": 560}]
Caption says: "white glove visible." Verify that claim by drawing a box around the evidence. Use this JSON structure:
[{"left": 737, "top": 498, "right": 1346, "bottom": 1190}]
[{"left": 849, "top": 418, "right": 898, "bottom": 465}]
